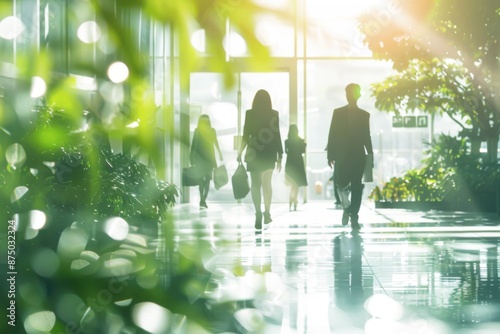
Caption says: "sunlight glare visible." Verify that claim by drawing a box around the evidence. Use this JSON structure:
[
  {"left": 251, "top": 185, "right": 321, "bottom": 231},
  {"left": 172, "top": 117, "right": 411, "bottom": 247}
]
[
  {"left": 364, "top": 293, "right": 404, "bottom": 320},
  {"left": 307, "top": 0, "right": 391, "bottom": 18}
]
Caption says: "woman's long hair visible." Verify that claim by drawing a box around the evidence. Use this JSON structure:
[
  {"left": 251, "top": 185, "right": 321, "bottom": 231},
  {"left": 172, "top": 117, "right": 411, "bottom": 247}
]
[
  {"left": 197, "top": 114, "right": 213, "bottom": 141},
  {"left": 252, "top": 89, "right": 272, "bottom": 111},
  {"left": 287, "top": 124, "right": 299, "bottom": 139},
  {"left": 197, "top": 114, "right": 211, "bottom": 129}
]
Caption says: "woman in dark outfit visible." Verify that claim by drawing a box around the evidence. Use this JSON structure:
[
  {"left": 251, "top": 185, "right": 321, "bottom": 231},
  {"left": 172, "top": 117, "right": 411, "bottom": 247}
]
[
  {"left": 190, "top": 114, "right": 222, "bottom": 208},
  {"left": 284, "top": 124, "right": 308, "bottom": 211},
  {"left": 237, "top": 89, "right": 283, "bottom": 229}
]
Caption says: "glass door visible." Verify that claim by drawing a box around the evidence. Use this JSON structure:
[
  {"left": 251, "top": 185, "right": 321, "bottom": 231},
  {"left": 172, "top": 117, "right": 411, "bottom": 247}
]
[{"left": 189, "top": 71, "right": 291, "bottom": 204}]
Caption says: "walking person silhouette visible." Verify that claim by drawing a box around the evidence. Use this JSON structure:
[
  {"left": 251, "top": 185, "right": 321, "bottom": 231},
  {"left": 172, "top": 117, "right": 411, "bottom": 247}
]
[
  {"left": 238, "top": 89, "right": 283, "bottom": 229},
  {"left": 284, "top": 124, "right": 308, "bottom": 211},
  {"left": 190, "top": 114, "right": 223, "bottom": 209},
  {"left": 326, "top": 83, "right": 373, "bottom": 230}
]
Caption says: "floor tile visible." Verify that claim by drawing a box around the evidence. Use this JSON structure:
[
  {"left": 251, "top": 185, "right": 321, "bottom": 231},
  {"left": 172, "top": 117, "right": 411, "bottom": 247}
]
[{"left": 163, "top": 201, "right": 500, "bottom": 333}]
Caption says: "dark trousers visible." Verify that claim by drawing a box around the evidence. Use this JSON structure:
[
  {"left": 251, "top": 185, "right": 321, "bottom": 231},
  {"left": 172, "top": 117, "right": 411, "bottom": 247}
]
[
  {"left": 332, "top": 168, "right": 341, "bottom": 203},
  {"left": 198, "top": 174, "right": 211, "bottom": 202},
  {"left": 335, "top": 157, "right": 365, "bottom": 219}
]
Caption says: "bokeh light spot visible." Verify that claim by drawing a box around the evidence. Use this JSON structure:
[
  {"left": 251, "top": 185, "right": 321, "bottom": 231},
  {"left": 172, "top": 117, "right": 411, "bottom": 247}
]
[
  {"left": 223, "top": 31, "right": 247, "bottom": 56},
  {"left": 137, "top": 273, "right": 159, "bottom": 289},
  {"left": 71, "top": 259, "right": 91, "bottom": 271},
  {"left": 56, "top": 294, "right": 85, "bottom": 325},
  {"left": 115, "top": 298, "right": 133, "bottom": 307},
  {"left": 30, "top": 76, "right": 47, "bottom": 98},
  {"left": 57, "top": 228, "right": 89, "bottom": 259},
  {"left": 24, "top": 311, "right": 56, "bottom": 333},
  {"left": 31, "top": 248, "right": 60, "bottom": 277},
  {"left": 20, "top": 279, "right": 47, "bottom": 306},
  {"left": 107, "top": 62, "right": 129, "bottom": 83},
  {"left": 132, "top": 302, "right": 170, "bottom": 333},
  {"left": 77, "top": 20, "right": 102, "bottom": 43},
  {"left": 104, "top": 217, "right": 129, "bottom": 240},
  {"left": 29, "top": 210, "right": 47, "bottom": 230},
  {"left": 6, "top": 143, "right": 26, "bottom": 169},
  {"left": 100, "top": 258, "right": 134, "bottom": 277},
  {"left": 0, "top": 16, "right": 25, "bottom": 40},
  {"left": 234, "top": 308, "right": 264, "bottom": 332},
  {"left": 11, "top": 186, "right": 29, "bottom": 203},
  {"left": 71, "top": 251, "right": 99, "bottom": 274},
  {"left": 190, "top": 29, "right": 206, "bottom": 52}
]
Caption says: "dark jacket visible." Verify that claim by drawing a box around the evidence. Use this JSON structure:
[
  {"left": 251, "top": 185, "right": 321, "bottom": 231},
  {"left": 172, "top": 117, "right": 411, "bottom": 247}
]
[
  {"left": 243, "top": 108, "right": 283, "bottom": 171},
  {"left": 190, "top": 127, "right": 217, "bottom": 172},
  {"left": 327, "top": 105, "right": 373, "bottom": 163}
]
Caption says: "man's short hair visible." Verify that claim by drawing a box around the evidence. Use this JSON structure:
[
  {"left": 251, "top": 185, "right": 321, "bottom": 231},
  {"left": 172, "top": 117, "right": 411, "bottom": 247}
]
[{"left": 345, "top": 83, "right": 361, "bottom": 98}]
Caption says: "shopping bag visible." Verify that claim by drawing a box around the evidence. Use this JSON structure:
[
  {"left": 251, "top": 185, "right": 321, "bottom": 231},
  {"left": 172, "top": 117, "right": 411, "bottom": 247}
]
[
  {"left": 231, "top": 163, "right": 250, "bottom": 199},
  {"left": 213, "top": 164, "right": 228, "bottom": 190},
  {"left": 182, "top": 166, "right": 201, "bottom": 187}
]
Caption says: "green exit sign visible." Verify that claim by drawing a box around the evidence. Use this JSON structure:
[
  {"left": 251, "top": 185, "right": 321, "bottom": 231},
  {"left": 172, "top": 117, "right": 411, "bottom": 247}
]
[
  {"left": 417, "top": 116, "right": 428, "bottom": 127},
  {"left": 393, "top": 116, "right": 428, "bottom": 128}
]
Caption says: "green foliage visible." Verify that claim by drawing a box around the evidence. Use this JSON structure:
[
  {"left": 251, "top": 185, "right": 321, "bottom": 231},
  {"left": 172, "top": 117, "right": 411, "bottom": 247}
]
[
  {"left": 371, "top": 58, "right": 493, "bottom": 156},
  {"left": 369, "top": 170, "right": 444, "bottom": 203},
  {"left": 370, "top": 134, "right": 500, "bottom": 206},
  {"left": 370, "top": 176, "right": 410, "bottom": 202},
  {"left": 1, "top": 104, "right": 178, "bottom": 227},
  {"left": 1, "top": 1, "right": 294, "bottom": 332},
  {"left": 0, "top": 99, "right": 183, "bottom": 333},
  {"left": 359, "top": 0, "right": 500, "bottom": 161}
]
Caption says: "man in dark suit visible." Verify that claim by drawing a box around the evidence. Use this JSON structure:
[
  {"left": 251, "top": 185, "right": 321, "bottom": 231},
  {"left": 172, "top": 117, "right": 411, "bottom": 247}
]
[{"left": 327, "top": 83, "right": 373, "bottom": 230}]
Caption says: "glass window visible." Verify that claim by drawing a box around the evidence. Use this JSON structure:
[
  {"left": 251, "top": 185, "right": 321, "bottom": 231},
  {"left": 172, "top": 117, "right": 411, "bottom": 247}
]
[
  {"left": 188, "top": 0, "right": 296, "bottom": 58},
  {"left": 151, "top": 23, "right": 171, "bottom": 57},
  {"left": 15, "top": 1, "right": 38, "bottom": 54},
  {"left": 254, "top": 14, "right": 295, "bottom": 57},
  {"left": 44, "top": 0, "right": 67, "bottom": 73},
  {"left": 249, "top": 0, "right": 295, "bottom": 57},
  {"left": 302, "top": 0, "right": 393, "bottom": 57},
  {"left": 67, "top": 3, "right": 96, "bottom": 76}
]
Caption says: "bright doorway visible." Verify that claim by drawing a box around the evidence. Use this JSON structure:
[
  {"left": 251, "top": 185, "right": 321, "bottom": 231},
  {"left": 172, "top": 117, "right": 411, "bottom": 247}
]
[{"left": 188, "top": 71, "right": 293, "bottom": 204}]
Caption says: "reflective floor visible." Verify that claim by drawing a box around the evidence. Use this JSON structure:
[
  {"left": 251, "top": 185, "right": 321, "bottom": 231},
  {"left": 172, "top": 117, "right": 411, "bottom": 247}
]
[{"left": 163, "top": 201, "right": 500, "bottom": 334}]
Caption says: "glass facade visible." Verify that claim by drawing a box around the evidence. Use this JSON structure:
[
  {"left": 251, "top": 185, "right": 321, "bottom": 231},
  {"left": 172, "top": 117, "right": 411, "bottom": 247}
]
[{"left": 0, "top": 0, "right": 485, "bottom": 204}]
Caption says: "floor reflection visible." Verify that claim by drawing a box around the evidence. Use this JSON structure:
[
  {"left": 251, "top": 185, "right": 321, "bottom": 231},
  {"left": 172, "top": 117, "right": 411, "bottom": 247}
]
[
  {"left": 333, "top": 232, "right": 365, "bottom": 309},
  {"left": 166, "top": 202, "right": 500, "bottom": 333}
]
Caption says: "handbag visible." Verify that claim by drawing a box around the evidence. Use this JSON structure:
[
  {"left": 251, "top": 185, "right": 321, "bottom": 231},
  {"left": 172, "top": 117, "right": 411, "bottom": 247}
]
[
  {"left": 213, "top": 164, "right": 228, "bottom": 190},
  {"left": 182, "top": 165, "right": 201, "bottom": 187},
  {"left": 231, "top": 163, "right": 250, "bottom": 199}
]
